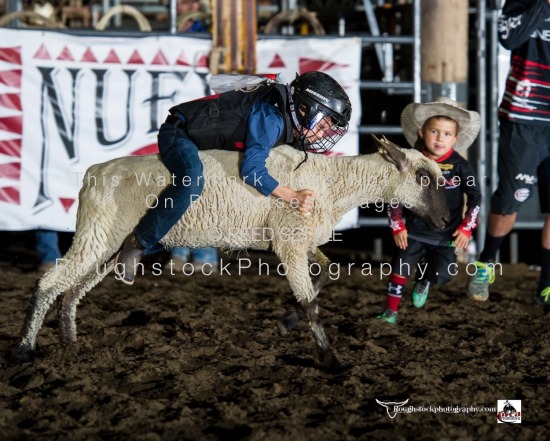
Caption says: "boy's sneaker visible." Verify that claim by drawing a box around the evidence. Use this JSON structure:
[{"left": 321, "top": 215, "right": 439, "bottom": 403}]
[
  {"left": 467, "top": 261, "right": 495, "bottom": 302},
  {"left": 376, "top": 309, "right": 398, "bottom": 324},
  {"left": 412, "top": 280, "right": 430, "bottom": 308},
  {"left": 535, "top": 287, "right": 550, "bottom": 307}
]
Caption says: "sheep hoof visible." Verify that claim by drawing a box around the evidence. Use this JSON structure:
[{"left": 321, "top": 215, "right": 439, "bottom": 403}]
[
  {"left": 11, "top": 343, "right": 34, "bottom": 363},
  {"left": 318, "top": 349, "right": 344, "bottom": 373},
  {"left": 277, "top": 308, "right": 301, "bottom": 337},
  {"left": 277, "top": 316, "right": 299, "bottom": 336},
  {"left": 60, "top": 338, "right": 77, "bottom": 347},
  {"left": 277, "top": 321, "right": 289, "bottom": 337}
]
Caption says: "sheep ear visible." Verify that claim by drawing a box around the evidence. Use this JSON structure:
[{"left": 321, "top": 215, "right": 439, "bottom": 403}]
[{"left": 371, "top": 134, "right": 410, "bottom": 172}]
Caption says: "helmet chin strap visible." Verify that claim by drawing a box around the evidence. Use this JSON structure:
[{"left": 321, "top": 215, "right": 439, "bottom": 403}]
[
  {"left": 287, "top": 90, "right": 307, "bottom": 141},
  {"left": 287, "top": 88, "right": 310, "bottom": 170},
  {"left": 287, "top": 90, "right": 302, "bottom": 128},
  {"left": 293, "top": 141, "right": 309, "bottom": 171}
]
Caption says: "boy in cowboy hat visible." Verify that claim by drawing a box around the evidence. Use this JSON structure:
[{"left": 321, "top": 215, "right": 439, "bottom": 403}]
[{"left": 377, "top": 97, "right": 482, "bottom": 324}]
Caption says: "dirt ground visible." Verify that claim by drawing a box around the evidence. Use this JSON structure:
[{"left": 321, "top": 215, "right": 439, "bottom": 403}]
[{"left": 0, "top": 242, "right": 548, "bottom": 440}]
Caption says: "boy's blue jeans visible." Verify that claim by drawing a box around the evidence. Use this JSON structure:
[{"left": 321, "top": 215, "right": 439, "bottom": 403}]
[
  {"left": 35, "top": 230, "right": 61, "bottom": 264},
  {"left": 135, "top": 123, "right": 204, "bottom": 250},
  {"left": 171, "top": 247, "right": 218, "bottom": 264}
]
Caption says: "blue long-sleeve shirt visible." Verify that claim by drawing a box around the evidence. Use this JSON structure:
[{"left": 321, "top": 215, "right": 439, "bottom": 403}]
[{"left": 240, "top": 100, "right": 285, "bottom": 196}]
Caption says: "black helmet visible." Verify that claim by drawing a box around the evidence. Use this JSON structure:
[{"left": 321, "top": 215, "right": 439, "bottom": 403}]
[{"left": 289, "top": 71, "right": 352, "bottom": 152}]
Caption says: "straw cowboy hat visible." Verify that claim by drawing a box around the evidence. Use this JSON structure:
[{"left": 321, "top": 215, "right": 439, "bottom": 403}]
[{"left": 400, "top": 96, "right": 481, "bottom": 152}]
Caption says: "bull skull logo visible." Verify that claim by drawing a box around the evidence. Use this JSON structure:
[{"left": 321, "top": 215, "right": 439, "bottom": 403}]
[{"left": 376, "top": 399, "right": 409, "bottom": 418}]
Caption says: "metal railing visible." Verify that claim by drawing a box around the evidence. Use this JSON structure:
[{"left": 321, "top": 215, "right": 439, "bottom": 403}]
[{"left": 357, "top": 0, "right": 421, "bottom": 137}]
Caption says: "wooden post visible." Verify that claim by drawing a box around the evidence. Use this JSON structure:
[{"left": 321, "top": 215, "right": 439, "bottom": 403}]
[
  {"left": 243, "top": 0, "right": 257, "bottom": 74},
  {"left": 211, "top": 0, "right": 257, "bottom": 74},
  {"left": 422, "top": 0, "right": 471, "bottom": 264},
  {"left": 421, "top": 0, "right": 469, "bottom": 104}
]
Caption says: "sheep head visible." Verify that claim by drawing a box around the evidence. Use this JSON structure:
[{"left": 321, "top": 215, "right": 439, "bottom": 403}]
[{"left": 371, "top": 135, "right": 450, "bottom": 230}]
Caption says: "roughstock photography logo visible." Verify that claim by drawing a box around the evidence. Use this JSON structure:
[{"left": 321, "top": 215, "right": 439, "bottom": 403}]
[
  {"left": 376, "top": 399, "right": 409, "bottom": 418},
  {"left": 497, "top": 400, "right": 521, "bottom": 424}
]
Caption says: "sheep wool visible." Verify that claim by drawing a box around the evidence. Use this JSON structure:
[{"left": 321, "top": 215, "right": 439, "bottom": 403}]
[{"left": 15, "top": 138, "right": 449, "bottom": 367}]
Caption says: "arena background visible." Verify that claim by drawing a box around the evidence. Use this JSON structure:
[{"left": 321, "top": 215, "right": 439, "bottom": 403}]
[{"left": 0, "top": 1, "right": 548, "bottom": 440}]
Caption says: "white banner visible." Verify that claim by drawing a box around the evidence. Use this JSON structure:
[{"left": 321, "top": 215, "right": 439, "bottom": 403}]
[{"left": 0, "top": 29, "right": 361, "bottom": 232}]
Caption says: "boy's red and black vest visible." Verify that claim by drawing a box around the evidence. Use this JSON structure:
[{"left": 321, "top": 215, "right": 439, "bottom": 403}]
[{"left": 169, "top": 83, "right": 294, "bottom": 151}]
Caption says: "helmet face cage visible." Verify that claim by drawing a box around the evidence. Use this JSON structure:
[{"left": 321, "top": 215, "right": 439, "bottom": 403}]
[
  {"left": 294, "top": 93, "right": 348, "bottom": 152},
  {"left": 290, "top": 72, "right": 352, "bottom": 153}
]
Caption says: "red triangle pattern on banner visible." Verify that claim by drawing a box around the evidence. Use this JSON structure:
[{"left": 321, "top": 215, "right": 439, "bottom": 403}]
[
  {"left": 0, "top": 138, "right": 21, "bottom": 157},
  {"left": 127, "top": 49, "right": 145, "bottom": 64},
  {"left": 81, "top": 47, "right": 98, "bottom": 63},
  {"left": 0, "top": 93, "right": 22, "bottom": 111},
  {"left": 59, "top": 197, "right": 76, "bottom": 212},
  {"left": 57, "top": 46, "right": 75, "bottom": 61},
  {"left": 268, "top": 54, "right": 285, "bottom": 68},
  {"left": 0, "top": 47, "right": 22, "bottom": 65},
  {"left": 0, "top": 70, "right": 22, "bottom": 88},
  {"left": 299, "top": 58, "right": 348, "bottom": 74},
  {"left": 175, "top": 51, "right": 190, "bottom": 66},
  {"left": 0, "top": 115, "right": 22, "bottom": 135},
  {"left": 130, "top": 143, "right": 159, "bottom": 156},
  {"left": 196, "top": 54, "right": 208, "bottom": 68},
  {"left": 0, "top": 162, "right": 21, "bottom": 179},
  {"left": 151, "top": 50, "right": 169, "bottom": 65},
  {"left": 103, "top": 49, "right": 122, "bottom": 64},
  {"left": 25, "top": 44, "right": 217, "bottom": 67},
  {"left": 33, "top": 44, "right": 51, "bottom": 60},
  {"left": 0, "top": 186, "right": 20, "bottom": 204}
]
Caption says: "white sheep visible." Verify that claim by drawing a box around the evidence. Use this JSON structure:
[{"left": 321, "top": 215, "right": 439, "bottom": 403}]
[{"left": 15, "top": 136, "right": 449, "bottom": 370}]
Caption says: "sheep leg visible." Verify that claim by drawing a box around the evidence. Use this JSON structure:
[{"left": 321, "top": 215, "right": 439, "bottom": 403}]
[
  {"left": 15, "top": 262, "right": 83, "bottom": 358},
  {"left": 275, "top": 247, "right": 339, "bottom": 371},
  {"left": 300, "top": 299, "right": 341, "bottom": 372},
  {"left": 14, "top": 281, "right": 63, "bottom": 360},
  {"left": 277, "top": 248, "right": 331, "bottom": 336},
  {"left": 309, "top": 247, "right": 332, "bottom": 294},
  {"left": 57, "top": 261, "right": 114, "bottom": 344},
  {"left": 14, "top": 247, "right": 116, "bottom": 359}
]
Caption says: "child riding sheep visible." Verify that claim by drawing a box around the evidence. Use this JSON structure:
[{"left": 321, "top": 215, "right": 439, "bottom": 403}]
[{"left": 115, "top": 71, "right": 352, "bottom": 285}]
